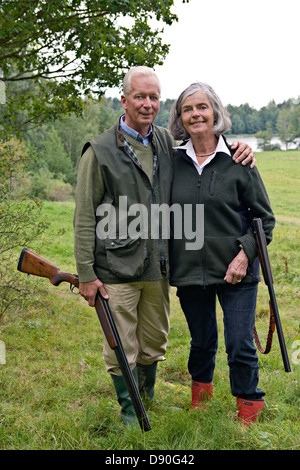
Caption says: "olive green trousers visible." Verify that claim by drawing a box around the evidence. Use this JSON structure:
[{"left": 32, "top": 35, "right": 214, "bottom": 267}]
[{"left": 102, "top": 279, "right": 170, "bottom": 375}]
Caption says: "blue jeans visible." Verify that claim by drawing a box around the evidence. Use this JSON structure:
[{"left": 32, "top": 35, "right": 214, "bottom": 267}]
[{"left": 177, "top": 283, "right": 265, "bottom": 400}]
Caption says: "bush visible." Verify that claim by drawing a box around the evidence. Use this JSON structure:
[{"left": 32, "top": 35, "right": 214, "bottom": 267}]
[
  {"left": 0, "top": 137, "right": 48, "bottom": 318},
  {"left": 15, "top": 168, "right": 74, "bottom": 201}
]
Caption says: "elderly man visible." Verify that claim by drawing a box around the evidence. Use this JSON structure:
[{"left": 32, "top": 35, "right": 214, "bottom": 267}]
[{"left": 74, "top": 66, "right": 254, "bottom": 425}]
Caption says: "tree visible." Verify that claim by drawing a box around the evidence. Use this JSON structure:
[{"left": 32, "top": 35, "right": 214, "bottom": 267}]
[
  {"left": 258, "top": 101, "right": 279, "bottom": 133},
  {"left": 24, "top": 96, "right": 124, "bottom": 183},
  {"left": 155, "top": 98, "right": 175, "bottom": 128},
  {"left": 0, "top": 0, "right": 189, "bottom": 132},
  {"left": 255, "top": 122, "right": 274, "bottom": 151},
  {"left": 230, "top": 114, "right": 245, "bottom": 135},
  {"left": 41, "top": 126, "right": 75, "bottom": 182},
  {"left": 290, "top": 105, "right": 300, "bottom": 141},
  {"left": 276, "top": 109, "right": 294, "bottom": 150}
]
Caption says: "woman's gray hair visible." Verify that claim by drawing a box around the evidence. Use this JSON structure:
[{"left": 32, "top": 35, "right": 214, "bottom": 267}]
[
  {"left": 168, "top": 82, "right": 232, "bottom": 140},
  {"left": 123, "top": 66, "right": 161, "bottom": 97}
]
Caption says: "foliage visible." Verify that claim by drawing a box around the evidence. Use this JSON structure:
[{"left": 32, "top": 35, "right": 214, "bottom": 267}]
[
  {"left": 276, "top": 109, "right": 295, "bottom": 150},
  {"left": 155, "top": 98, "right": 176, "bottom": 128},
  {"left": 0, "top": 0, "right": 188, "bottom": 131},
  {"left": 255, "top": 123, "right": 280, "bottom": 151},
  {"left": 22, "top": 97, "right": 124, "bottom": 187},
  {"left": 227, "top": 99, "right": 300, "bottom": 138},
  {"left": 0, "top": 138, "right": 48, "bottom": 318},
  {"left": 276, "top": 105, "right": 300, "bottom": 149},
  {"left": 40, "top": 126, "right": 74, "bottom": 181},
  {"left": 227, "top": 102, "right": 262, "bottom": 135},
  {"left": 14, "top": 169, "right": 74, "bottom": 201}
]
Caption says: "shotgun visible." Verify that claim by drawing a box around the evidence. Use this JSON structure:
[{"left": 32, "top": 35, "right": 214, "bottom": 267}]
[
  {"left": 252, "top": 218, "right": 291, "bottom": 373},
  {"left": 17, "top": 248, "right": 151, "bottom": 431}
]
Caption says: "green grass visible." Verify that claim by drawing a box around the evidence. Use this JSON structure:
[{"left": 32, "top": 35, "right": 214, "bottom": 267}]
[{"left": 0, "top": 150, "right": 299, "bottom": 450}]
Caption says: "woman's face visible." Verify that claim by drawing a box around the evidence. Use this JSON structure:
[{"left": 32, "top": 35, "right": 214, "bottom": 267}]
[{"left": 181, "top": 91, "right": 215, "bottom": 137}]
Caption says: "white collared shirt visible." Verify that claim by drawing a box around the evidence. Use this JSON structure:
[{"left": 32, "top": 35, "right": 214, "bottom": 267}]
[{"left": 174, "top": 135, "right": 231, "bottom": 175}]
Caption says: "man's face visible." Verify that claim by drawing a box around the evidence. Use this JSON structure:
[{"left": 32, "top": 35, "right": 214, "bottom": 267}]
[{"left": 121, "top": 74, "right": 160, "bottom": 136}]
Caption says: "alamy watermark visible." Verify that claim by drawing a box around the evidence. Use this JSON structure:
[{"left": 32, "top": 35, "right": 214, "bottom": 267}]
[
  {"left": 96, "top": 196, "right": 204, "bottom": 250},
  {"left": 0, "top": 80, "right": 6, "bottom": 105},
  {"left": 0, "top": 341, "right": 6, "bottom": 365},
  {"left": 291, "top": 340, "right": 300, "bottom": 365}
]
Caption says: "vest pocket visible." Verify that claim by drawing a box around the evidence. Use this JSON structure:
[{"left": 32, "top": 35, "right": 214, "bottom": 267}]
[{"left": 105, "top": 236, "right": 149, "bottom": 278}]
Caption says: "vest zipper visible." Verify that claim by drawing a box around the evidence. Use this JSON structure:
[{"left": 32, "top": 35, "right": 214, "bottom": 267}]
[
  {"left": 151, "top": 184, "right": 167, "bottom": 277},
  {"left": 123, "top": 138, "right": 166, "bottom": 276},
  {"left": 150, "top": 142, "right": 167, "bottom": 277}
]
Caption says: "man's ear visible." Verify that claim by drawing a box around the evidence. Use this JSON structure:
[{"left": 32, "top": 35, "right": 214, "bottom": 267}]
[{"left": 121, "top": 94, "right": 127, "bottom": 111}]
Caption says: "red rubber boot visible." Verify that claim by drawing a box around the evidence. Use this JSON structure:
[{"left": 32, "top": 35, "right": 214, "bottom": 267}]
[
  {"left": 237, "top": 398, "right": 264, "bottom": 427},
  {"left": 191, "top": 381, "right": 213, "bottom": 409}
]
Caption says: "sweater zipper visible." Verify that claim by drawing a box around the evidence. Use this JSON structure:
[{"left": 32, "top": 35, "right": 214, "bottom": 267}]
[
  {"left": 197, "top": 175, "right": 207, "bottom": 287},
  {"left": 209, "top": 170, "right": 216, "bottom": 196}
]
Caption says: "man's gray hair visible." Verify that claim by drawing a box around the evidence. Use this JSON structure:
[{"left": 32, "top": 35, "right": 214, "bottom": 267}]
[
  {"left": 122, "top": 66, "right": 161, "bottom": 97},
  {"left": 168, "top": 82, "right": 232, "bottom": 140}
]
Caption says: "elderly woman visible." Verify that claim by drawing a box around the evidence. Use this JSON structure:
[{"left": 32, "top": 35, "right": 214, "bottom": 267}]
[{"left": 168, "top": 82, "right": 275, "bottom": 427}]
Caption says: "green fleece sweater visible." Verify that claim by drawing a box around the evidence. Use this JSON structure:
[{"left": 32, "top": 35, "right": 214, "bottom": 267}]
[{"left": 169, "top": 145, "right": 275, "bottom": 287}]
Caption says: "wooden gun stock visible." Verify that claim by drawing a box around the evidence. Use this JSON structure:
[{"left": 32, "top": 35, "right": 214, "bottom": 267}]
[
  {"left": 18, "top": 248, "right": 78, "bottom": 288},
  {"left": 17, "top": 248, "right": 151, "bottom": 431}
]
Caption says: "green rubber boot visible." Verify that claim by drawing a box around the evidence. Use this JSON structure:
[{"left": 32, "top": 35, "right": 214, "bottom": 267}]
[
  {"left": 137, "top": 362, "right": 157, "bottom": 400},
  {"left": 111, "top": 368, "right": 138, "bottom": 426}
]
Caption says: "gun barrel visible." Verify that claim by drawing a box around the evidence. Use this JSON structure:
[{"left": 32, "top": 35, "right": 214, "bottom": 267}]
[
  {"left": 267, "top": 282, "right": 291, "bottom": 373},
  {"left": 253, "top": 218, "right": 291, "bottom": 373},
  {"left": 97, "top": 294, "right": 151, "bottom": 432}
]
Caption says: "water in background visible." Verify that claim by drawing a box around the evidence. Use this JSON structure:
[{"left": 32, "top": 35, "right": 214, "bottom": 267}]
[{"left": 226, "top": 135, "right": 300, "bottom": 152}]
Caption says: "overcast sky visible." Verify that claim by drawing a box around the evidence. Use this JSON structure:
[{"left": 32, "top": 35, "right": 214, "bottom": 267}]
[{"left": 106, "top": 0, "right": 299, "bottom": 109}]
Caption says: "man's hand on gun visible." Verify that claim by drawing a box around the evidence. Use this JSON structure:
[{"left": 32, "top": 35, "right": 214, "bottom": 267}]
[{"left": 79, "top": 279, "right": 109, "bottom": 306}]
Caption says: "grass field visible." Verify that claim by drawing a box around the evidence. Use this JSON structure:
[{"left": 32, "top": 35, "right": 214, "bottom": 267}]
[{"left": 0, "top": 150, "right": 299, "bottom": 450}]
